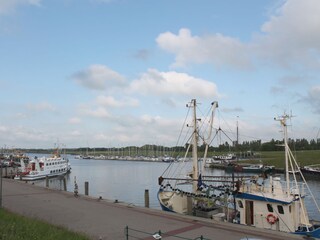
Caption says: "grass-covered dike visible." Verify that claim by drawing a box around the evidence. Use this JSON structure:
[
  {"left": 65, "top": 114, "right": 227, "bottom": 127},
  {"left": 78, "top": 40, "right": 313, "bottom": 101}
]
[
  {"left": 239, "top": 150, "right": 320, "bottom": 169},
  {"left": 0, "top": 208, "right": 90, "bottom": 240}
]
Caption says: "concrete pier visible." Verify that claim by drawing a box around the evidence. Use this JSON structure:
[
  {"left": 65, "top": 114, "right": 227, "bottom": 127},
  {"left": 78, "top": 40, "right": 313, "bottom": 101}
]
[{"left": 1, "top": 178, "right": 304, "bottom": 240}]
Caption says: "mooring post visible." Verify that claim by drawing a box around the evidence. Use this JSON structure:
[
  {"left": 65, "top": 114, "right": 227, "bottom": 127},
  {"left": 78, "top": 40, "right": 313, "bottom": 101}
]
[
  {"left": 125, "top": 226, "right": 129, "bottom": 240},
  {"left": 144, "top": 189, "right": 149, "bottom": 208},
  {"left": 45, "top": 176, "right": 49, "bottom": 188},
  {"left": 74, "top": 176, "right": 78, "bottom": 197},
  {"left": 85, "top": 181, "right": 89, "bottom": 196},
  {"left": 63, "top": 178, "right": 67, "bottom": 191}
]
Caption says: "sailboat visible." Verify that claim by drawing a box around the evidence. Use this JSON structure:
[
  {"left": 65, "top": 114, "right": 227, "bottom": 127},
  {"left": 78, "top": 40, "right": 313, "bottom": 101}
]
[
  {"left": 234, "top": 114, "right": 320, "bottom": 238},
  {"left": 158, "top": 99, "right": 232, "bottom": 217}
]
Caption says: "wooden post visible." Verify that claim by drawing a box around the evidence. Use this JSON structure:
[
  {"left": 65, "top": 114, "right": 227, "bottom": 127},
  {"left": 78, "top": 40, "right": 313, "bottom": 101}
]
[
  {"left": 144, "top": 189, "right": 149, "bottom": 208},
  {"left": 46, "top": 176, "right": 49, "bottom": 188},
  {"left": 85, "top": 181, "right": 89, "bottom": 196},
  {"left": 63, "top": 178, "right": 67, "bottom": 191},
  {"left": 187, "top": 196, "right": 193, "bottom": 215}
]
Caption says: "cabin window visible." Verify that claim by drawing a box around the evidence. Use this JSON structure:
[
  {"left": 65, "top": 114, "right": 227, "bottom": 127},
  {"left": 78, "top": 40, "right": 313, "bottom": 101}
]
[
  {"left": 277, "top": 205, "right": 284, "bottom": 214},
  {"left": 267, "top": 204, "right": 273, "bottom": 212},
  {"left": 238, "top": 200, "right": 243, "bottom": 208}
]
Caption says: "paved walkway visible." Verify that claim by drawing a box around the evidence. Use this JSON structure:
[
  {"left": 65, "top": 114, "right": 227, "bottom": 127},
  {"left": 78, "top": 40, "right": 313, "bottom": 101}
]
[{"left": 1, "top": 178, "right": 304, "bottom": 240}]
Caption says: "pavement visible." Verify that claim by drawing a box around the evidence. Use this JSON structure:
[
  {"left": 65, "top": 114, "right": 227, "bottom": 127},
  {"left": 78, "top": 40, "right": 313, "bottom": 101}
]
[{"left": 1, "top": 178, "right": 305, "bottom": 240}]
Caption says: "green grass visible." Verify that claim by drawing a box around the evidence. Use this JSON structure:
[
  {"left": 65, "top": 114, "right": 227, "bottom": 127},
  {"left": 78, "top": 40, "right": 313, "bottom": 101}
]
[
  {"left": 239, "top": 150, "right": 320, "bottom": 169},
  {"left": 0, "top": 208, "right": 90, "bottom": 240}
]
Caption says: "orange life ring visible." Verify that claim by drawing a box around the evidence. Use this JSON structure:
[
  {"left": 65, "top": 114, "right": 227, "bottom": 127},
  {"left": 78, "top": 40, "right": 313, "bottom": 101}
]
[{"left": 266, "top": 213, "right": 278, "bottom": 224}]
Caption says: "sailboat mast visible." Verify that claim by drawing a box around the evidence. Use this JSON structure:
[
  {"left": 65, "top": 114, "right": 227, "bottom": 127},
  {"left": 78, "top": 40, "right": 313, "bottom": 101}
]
[{"left": 191, "top": 99, "right": 198, "bottom": 192}]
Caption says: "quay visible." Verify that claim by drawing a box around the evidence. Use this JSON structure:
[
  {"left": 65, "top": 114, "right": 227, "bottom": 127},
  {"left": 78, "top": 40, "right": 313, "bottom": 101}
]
[{"left": 1, "top": 178, "right": 304, "bottom": 240}]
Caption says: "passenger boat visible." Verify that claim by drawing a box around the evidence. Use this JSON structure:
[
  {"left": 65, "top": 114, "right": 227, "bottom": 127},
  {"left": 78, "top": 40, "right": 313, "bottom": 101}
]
[
  {"left": 158, "top": 102, "right": 320, "bottom": 238},
  {"left": 15, "top": 150, "right": 71, "bottom": 181}
]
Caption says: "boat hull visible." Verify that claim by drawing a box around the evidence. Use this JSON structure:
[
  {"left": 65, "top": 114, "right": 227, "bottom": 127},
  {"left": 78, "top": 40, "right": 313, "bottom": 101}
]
[
  {"left": 294, "top": 227, "right": 320, "bottom": 238},
  {"left": 157, "top": 190, "right": 189, "bottom": 214},
  {"left": 14, "top": 171, "right": 69, "bottom": 181}
]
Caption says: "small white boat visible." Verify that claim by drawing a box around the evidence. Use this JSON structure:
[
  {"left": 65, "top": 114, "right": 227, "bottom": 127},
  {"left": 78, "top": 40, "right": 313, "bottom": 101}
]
[{"left": 15, "top": 151, "right": 71, "bottom": 181}]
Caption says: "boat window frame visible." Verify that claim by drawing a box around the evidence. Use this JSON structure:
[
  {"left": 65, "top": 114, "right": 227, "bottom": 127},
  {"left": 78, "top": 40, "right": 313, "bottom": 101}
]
[
  {"left": 267, "top": 204, "right": 273, "bottom": 212},
  {"left": 277, "top": 205, "right": 284, "bottom": 214},
  {"left": 237, "top": 200, "right": 243, "bottom": 208}
]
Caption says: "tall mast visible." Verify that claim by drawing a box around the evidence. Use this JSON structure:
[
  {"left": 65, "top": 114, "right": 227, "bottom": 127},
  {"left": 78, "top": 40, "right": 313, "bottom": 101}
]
[
  {"left": 275, "top": 114, "right": 290, "bottom": 196},
  {"left": 191, "top": 99, "right": 198, "bottom": 192}
]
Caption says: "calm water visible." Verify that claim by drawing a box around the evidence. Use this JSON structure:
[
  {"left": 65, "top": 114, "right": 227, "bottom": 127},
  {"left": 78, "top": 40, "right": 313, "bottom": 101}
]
[{"left": 28, "top": 154, "right": 320, "bottom": 221}]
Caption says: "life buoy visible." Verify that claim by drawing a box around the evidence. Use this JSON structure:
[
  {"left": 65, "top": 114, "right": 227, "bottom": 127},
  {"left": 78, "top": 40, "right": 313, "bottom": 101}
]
[{"left": 266, "top": 213, "right": 278, "bottom": 224}]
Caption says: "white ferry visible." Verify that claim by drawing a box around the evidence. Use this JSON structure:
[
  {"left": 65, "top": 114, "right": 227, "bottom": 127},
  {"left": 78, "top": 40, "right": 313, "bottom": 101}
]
[{"left": 15, "top": 152, "right": 71, "bottom": 181}]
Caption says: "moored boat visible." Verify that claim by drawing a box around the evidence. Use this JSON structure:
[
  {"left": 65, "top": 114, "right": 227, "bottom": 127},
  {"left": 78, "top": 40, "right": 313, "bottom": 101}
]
[
  {"left": 158, "top": 100, "right": 230, "bottom": 217},
  {"left": 234, "top": 115, "right": 320, "bottom": 238},
  {"left": 157, "top": 105, "right": 320, "bottom": 238},
  {"left": 15, "top": 150, "right": 71, "bottom": 181},
  {"left": 226, "top": 163, "right": 275, "bottom": 174},
  {"left": 300, "top": 164, "right": 320, "bottom": 176}
]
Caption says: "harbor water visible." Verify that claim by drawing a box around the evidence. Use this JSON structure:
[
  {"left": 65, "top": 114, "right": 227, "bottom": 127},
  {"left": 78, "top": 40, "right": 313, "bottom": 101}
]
[{"left": 28, "top": 154, "right": 320, "bottom": 221}]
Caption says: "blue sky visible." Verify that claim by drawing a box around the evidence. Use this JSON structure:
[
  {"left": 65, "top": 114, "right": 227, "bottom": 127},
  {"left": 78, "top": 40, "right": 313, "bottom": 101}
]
[{"left": 1, "top": 0, "right": 320, "bottom": 149}]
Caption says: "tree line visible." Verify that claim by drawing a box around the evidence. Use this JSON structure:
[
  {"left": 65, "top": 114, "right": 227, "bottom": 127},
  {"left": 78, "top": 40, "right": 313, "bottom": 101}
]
[{"left": 214, "top": 138, "right": 320, "bottom": 152}]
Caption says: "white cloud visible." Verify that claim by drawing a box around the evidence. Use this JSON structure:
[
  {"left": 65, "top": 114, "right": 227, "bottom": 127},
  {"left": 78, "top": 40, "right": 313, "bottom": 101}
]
[
  {"left": 81, "top": 106, "right": 110, "bottom": 118},
  {"left": 26, "top": 102, "right": 56, "bottom": 112},
  {"left": 156, "top": 1, "right": 320, "bottom": 70},
  {"left": 130, "top": 69, "right": 219, "bottom": 99},
  {"left": 0, "top": 0, "right": 41, "bottom": 15},
  {"left": 304, "top": 86, "right": 320, "bottom": 114},
  {"left": 95, "top": 95, "right": 139, "bottom": 108},
  {"left": 71, "top": 64, "right": 126, "bottom": 91},
  {"left": 156, "top": 28, "right": 251, "bottom": 69},
  {"left": 68, "top": 117, "right": 81, "bottom": 124},
  {"left": 256, "top": 0, "right": 320, "bottom": 68}
]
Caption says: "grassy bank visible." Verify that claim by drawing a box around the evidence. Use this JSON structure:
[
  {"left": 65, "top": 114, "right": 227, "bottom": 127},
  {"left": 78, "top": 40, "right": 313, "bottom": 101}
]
[
  {"left": 0, "top": 208, "right": 90, "bottom": 240},
  {"left": 239, "top": 150, "right": 320, "bottom": 169}
]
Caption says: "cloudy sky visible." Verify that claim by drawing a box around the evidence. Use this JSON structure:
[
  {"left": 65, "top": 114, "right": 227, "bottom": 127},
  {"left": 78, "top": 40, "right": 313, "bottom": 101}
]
[{"left": 1, "top": 0, "right": 320, "bottom": 149}]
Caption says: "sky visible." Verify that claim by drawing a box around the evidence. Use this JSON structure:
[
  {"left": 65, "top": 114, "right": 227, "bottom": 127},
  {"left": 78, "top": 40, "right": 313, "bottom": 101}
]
[{"left": 0, "top": 0, "right": 320, "bottom": 149}]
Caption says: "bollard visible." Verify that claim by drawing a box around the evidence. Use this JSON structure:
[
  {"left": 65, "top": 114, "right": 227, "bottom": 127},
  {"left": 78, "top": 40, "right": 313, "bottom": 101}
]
[
  {"left": 144, "top": 189, "right": 149, "bottom": 208},
  {"left": 74, "top": 176, "right": 78, "bottom": 197},
  {"left": 85, "top": 181, "right": 89, "bottom": 196},
  {"left": 63, "top": 178, "right": 67, "bottom": 191},
  {"left": 46, "top": 176, "right": 49, "bottom": 188}
]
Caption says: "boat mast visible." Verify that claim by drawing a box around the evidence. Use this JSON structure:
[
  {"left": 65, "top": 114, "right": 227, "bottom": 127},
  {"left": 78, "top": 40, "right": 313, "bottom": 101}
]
[
  {"left": 191, "top": 99, "right": 198, "bottom": 192},
  {"left": 275, "top": 114, "right": 290, "bottom": 196}
]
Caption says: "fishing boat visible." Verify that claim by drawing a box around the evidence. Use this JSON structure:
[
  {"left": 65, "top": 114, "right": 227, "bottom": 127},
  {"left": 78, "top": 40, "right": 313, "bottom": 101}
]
[
  {"left": 15, "top": 150, "right": 71, "bottom": 181},
  {"left": 158, "top": 103, "right": 320, "bottom": 238},
  {"left": 158, "top": 99, "right": 233, "bottom": 218},
  {"left": 234, "top": 114, "right": 320, "bottom": 238}
]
